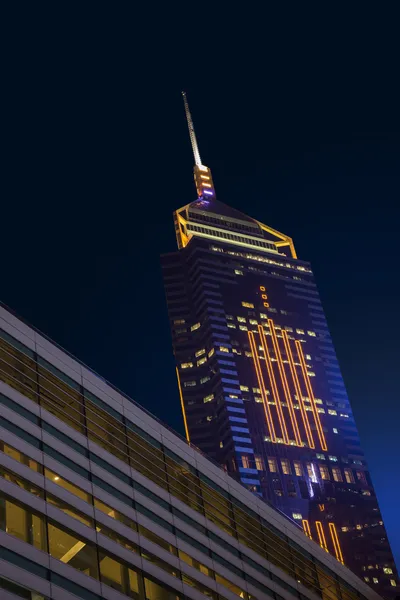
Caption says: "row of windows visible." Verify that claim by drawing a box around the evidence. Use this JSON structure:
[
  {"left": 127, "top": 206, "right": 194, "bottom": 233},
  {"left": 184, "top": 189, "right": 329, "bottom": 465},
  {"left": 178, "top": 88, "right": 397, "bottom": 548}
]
[
  {"left": 0, "top": 410, "right": 328, "bottom": 600},
  {"left": 0, "top": 439, "right": 287, "bottom": 600},
  {"left": 0, "top": 538, "right": 226, "bottom": 600},
  {"left": 189, "top": 212, "right": 261, "bottom": 236},
  {"left": 0, "top": 577, "right": 48, "bottom": 600},
  {"left": 209, "top": 246, "right": 313, "bottom": 274},
  {"left": 0, "top": 331, "right": 363, "bottom": 600},
  {"left": 241, "top": 456, "right": 367, "bottom": 484},
  {"left": 0, "top": 485, "right": 259, "bottom": 600},
  {"left": 188, "top": 225, "right": 277, "bottom": 251}
]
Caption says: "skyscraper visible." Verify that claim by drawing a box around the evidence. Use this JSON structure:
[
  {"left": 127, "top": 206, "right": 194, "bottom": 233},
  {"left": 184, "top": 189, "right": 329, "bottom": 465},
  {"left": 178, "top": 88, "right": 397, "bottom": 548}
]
[{"left": 161, "top": 93, "right": 398, "bottom": 598}]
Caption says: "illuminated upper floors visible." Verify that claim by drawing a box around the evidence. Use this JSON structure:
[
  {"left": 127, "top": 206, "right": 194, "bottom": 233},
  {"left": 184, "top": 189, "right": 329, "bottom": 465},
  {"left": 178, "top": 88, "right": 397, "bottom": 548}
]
[{"left": 0, "top": 303, "right": 390, "bottom": 600}]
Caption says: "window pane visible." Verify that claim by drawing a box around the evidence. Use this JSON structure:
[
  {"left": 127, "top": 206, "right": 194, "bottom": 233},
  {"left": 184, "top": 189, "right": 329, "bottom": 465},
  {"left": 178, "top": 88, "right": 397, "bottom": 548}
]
[
  {"left": 0, "top": 496, "right": 46, "bottom": 551},
  {"left": 165, "top": 456, "right": 203, "bottom": 513},
  {"left": 45, "top": 468, "right": 91, "bottom": 502},
  {"left": 179, "top": 550, "right": 212, "bottom": 577},
  {"left": 144, "top": 577, "right": 182, "bottom": 600},
  {"left": 86, "top": 399, "right": 128, "bottom": 464},
  {"left": 47, "top": 494, "right": 93, "bottom": 527},
  {"left": 38, "top": 363, "right": 85, "bottom": 434},
  {"left": 0, "top": 338, "right": 38, "bottom": 403},
  {"left": 126, "top": 426, "right": 168, "bottom": 490},
  {"left": 0, "top": 467, "right": 43, "bottom": 498},
  {"left": 0, "top": 442, "right": 42, "bottom": 473},
  {"left": 99, "top": 552, "right": 128, "bottom": 594},
  {"left": 94, "top": 498, "right": 137, "bottom": 530},
  {"left": 139, "top": 524, "right": 177, "bottom": 555},
  {"left": 48, "top": 522, "right": 99, "bottom": 580},
  {"left": 215, "top": 573, "right": 247, "bottom": 598}
]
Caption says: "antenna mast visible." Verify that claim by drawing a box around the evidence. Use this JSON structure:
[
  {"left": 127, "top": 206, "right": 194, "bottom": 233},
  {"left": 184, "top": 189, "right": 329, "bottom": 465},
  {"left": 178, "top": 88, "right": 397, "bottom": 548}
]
[
  {"left": 181, "top": 91, "right": 215, "bottom": 199},
  {"left": 182, "top": 91, "right": 202, "bottom": 167}
]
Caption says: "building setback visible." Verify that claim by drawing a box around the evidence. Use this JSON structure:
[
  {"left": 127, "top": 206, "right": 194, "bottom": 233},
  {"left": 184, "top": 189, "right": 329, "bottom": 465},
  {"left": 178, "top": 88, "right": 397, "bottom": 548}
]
[{"left": 161, "top": 94, "right": 398, "bottom": 599}]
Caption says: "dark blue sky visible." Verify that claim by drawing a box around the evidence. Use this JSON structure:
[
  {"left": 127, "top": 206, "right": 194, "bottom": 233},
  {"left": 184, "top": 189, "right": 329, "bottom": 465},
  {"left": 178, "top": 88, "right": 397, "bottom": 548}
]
[{"left": 2, "top": 5, "right": 400, "bottom": 568}]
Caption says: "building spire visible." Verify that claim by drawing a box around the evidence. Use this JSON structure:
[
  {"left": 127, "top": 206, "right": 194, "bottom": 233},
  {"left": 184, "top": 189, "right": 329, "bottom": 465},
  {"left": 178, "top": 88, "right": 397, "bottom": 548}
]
[
  {"left": 181, "top": 91, "right": 216, "bottom": 199},
  {"left": 182, "top": 91, "right": 202, "bottom": 167}
]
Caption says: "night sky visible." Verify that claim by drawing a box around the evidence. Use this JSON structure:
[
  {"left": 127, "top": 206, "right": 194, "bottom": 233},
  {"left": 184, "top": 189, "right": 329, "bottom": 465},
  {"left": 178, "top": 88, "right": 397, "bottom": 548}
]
[{"left": 2, "top": 6, "right": 400, "bottom": 568}]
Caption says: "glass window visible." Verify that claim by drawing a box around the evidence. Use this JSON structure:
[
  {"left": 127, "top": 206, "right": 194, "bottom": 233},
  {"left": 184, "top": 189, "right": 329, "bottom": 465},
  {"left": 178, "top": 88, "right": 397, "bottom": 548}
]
[
  {"left": 356, "top": 471, "right": 367, "bottom": 485},
  {"left": 42, "top": 421, "right": 87, "bottom": 456},
  {"left": 139, "top": 524, "right": 177, "bottom": 555},
  {"left": 38, "top": 359, "right": 85, "bottom": 434},
  {"left": 0, "top": 494, "right": 47, "bottom": 552},
  {"left": 281, "top": 459, "right": 291, "bottom": 474},
  {"left": 50, "top": 573, "right": 102, "bottom": 600},
  {"left": 141, "top": 549, "right": 179, "bottom": 577},
  {"left": 215, "top": 573, "right": 247, "bottom": 598},
  {"left": 48, "top": 521, "right": 99, "bottom": 579},
  {"left": 47, "top": 494, "right": 93, "bottom": 527},
  {"left": 242, "top": 455, "right": 250, "bottom": 469},
  {"left": 98, "top": 524, "right": 139, "bottom": 553},
  {"left": 45, "top": 468, "right": 91, "bottom": 502},
  {"left": 344, "top": 469, "right": 355, "bottom": 484},
  {"left": 294, "top": 461, "right": 303, "bottom": 476},
  {"left": 127, "top": 425, "right": 168, "bottom": 491},
  {"left": 43, "top": 445, "right": 89, "bottom": 479},
  {"left": 165, "top": 451, "right": 202, "bottom": 513},
  {"left": 94, "top": 498, "right": 137, "bottom": 530},
  {"left": 255, "top": 455, "right": 264, "bottom": 470},
  {"left": 200, "top": 476, "right": 235, "bottom": 536},
  {"left": 182, "top": 573, "right": 217, "bottom": 599},
  {"left": 0, "top": 466, "right": 43, "bottom": 498},
  {"left": 179, "top": 550, "right": 212, "bottom": 577},
  {"left": 268, "top": 457, "right": 277, "bottom": 472},
  {"left": 319, "top": 465, "right": 330, "bottom": 480},
  {"left": 332, "top": 467, "right": 343, "bottom": 482},
  {"left": 0, "top": 337, "right": 38, "bottom": 403},
  {"left": 0, "top": 441, "right": 42, "bottom": 473},
  {"left": 86, "top": 399, "right": 127, "bottom": 464},
  {"left": 0, "top": 418, "right": 41, "bottom": 448},
  {"left": 0, "top": 394, "right": 39, "bottom": 424},
  {"left": 144, "top": 577, "right": 182, "bottom": 600},
  {"left": 99, "top": 552, "right": 127, "bottom": 594}
]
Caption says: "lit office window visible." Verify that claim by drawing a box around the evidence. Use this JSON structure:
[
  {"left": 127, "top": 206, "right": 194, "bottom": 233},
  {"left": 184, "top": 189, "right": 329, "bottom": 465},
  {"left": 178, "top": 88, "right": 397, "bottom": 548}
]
[
  {"left": 294, "top": 461, "right": 303, "bottom": 476},
  {"left": 344, "top": 469, "right": 355, "bottom": 484},
  {"left": 332, "top": 467, "right": 343, "bottom": 482},
  {"left": 268, "top": 457, "right": 278, "bottom": 473}
]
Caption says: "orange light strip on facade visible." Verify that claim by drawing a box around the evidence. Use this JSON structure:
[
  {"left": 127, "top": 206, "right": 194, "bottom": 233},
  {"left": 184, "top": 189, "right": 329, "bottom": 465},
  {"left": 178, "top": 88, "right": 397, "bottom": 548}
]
[
  {"left": 176, "top": 367, "right": 190, "bottom": 442},
  {"left": 316, "top": 521, "right": 329, "bottom": 552},
  {"left": 248, "top": 331, "right": 277, "bottom": 442},
  {"left": 295, "top": 340, "right": 328, "bottom": 452},
  {"left": 329, "top": 523, "right": 344, "bottom": 565},
  {"left": 258, "top": 325, "right": 289, "bottom": 444},
  {"left": 281, "top": 330, "right": 315, "bottom": 449},
  {"left": 268, "top": 320, "right": 302, "bottom": 447},
  {"left": 302, "top": 519, "right": 312, "bottom": 540}
]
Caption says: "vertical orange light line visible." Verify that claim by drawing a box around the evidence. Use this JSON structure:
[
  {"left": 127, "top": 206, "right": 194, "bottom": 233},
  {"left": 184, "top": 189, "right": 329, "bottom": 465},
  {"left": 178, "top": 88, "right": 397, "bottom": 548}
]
[
  {"left": 268, "top": 320, "right": 302, "bottom": 447},
  {"left": 176, "top": 367, "right": 190, "bottom": 442},
  {"left": 316, "top": 521, "right": 329, "bottom": 552},
  {"left": 296, "top": 340, "right": 328, "bottom": 452},
  {"left": 282, "top": 330, "right": 315, "bottom": 449},
  {"left": 329, "top": 523, "right": 344, "bottom": 565},
  {"left": 302, "top": 519, "right": 312, "bottom": 540},
  {"left": 258, "top": 325, "right": 289, "bottom": 444},
  {"left": 248, "top": 331, "right": 276, "bottom": 442}
]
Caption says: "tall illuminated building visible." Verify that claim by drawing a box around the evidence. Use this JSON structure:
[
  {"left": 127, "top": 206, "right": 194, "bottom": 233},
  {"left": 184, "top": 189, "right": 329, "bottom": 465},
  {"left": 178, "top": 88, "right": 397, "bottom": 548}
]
[{"left": 161, "top": 93, "right": 398, "bottom": 598}]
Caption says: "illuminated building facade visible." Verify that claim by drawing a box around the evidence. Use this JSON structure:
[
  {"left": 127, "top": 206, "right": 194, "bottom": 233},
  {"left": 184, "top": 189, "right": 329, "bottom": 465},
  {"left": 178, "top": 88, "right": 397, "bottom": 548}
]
[
  {"left": 161, "top": 94, "right": 399, "bottom": 599},
  {"left": 0, "top": 307, "right": 383, "bottom": 600}
]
